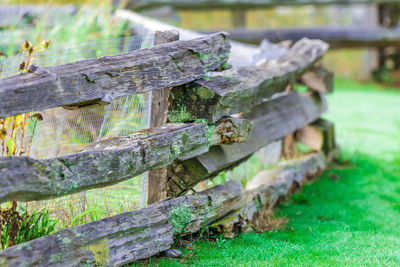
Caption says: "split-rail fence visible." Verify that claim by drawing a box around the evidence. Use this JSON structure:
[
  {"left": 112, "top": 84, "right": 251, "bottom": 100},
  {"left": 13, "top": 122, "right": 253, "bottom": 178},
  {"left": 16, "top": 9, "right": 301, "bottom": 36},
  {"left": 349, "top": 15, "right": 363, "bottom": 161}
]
[{"left": 0, "top": 31, "right": 337, "bottom": 266}]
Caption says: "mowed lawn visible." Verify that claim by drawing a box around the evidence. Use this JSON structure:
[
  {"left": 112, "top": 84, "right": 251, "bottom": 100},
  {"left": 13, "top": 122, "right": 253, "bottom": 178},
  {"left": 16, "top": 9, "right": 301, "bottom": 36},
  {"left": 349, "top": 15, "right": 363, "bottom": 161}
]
[{"left": 158, "top": 79, "right": 400, "bottom": 266}]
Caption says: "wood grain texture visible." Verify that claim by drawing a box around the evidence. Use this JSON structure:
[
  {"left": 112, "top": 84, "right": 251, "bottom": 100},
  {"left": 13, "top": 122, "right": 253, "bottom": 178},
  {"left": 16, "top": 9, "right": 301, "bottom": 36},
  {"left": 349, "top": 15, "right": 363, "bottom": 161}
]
[
  {"left": 203, "top": 27, "right": 400, "bottom": 48},
  {"left": 0, "top": 33, "right": 230, "bottom": 117},
  {"left": 123, "top": 0, "right": 400, "bottom": 10},
  {"left": 239, "top": 152, "right": 327, "bottom": 232},
  {"left": 167, "top": 91, "right": 328, "bottom": 197},
  {"left": 148, "top": 30, "right": 180, "bottom": 205},
  {"left": 0, "top": 180, "right": 244, "bottom": 266},
  {"left": 0, "top": 123, "right": 207, "bottom": 203},
  {"left": 150, "top": 30, "right": 180, "bottom": 129},
  {"left": 168, "top": 38, "right": 328, "bottom": 123},
  {"left": 0, "top": 118, "right": 252, "bottom": 203}
]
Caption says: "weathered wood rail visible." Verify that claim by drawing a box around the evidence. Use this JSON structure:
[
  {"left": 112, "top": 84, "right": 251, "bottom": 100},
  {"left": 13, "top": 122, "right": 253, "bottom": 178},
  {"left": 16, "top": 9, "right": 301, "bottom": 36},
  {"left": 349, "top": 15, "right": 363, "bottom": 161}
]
[
  {"left": 202, "top": 27, "right": 400, "bottom": 48},
  {"left": 0, "top": 31, "right": 337, "bottom": 265},
  {"left": 0, "top": 33, "right": 230, "bottom": 117},
  {"left": 168, "top": 38, "right": 328, "bottom": 123},
  {"left": 167, "top": 91, "right": 327, "bottom": 197},
  {"left": 0, "top": 152, "right": 336, "bottom": 266},
  {"left": 0, "top": 180, "right": 244, "bottom": 266},
  {"left": 0, "top": 120, "right": 252, "bottom": 203}
]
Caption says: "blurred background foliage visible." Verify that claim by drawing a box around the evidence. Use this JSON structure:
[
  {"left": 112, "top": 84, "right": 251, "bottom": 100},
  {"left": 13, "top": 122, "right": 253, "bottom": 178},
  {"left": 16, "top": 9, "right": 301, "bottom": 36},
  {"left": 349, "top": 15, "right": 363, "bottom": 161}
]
[{"left": 1, "top": 0, "right": 379, "bottom": 81}]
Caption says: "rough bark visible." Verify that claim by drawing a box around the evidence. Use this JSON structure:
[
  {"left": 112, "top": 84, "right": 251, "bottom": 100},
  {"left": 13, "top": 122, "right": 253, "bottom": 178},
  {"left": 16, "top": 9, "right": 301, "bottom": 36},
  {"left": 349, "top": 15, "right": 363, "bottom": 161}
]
[
  {"left": 168, "top": 38, "right": 328, "bottom": 123},
  {"left": 204, "top": 27, "right": 400, "bottom": 48},
  {"left": 0, "top": 118, "right": 251, "bottom": 203},
  {"left": 148, "top": 30, "right": 180, "bottom": 205},
  {"left": 0, "top": 33, "right": 230, "bottom": 117},
  {"left": 0, "top": 180, "right": 244, "bottom": 267},
  {"left": 167, "top": 91, "right": 328, "bottom": 197}
]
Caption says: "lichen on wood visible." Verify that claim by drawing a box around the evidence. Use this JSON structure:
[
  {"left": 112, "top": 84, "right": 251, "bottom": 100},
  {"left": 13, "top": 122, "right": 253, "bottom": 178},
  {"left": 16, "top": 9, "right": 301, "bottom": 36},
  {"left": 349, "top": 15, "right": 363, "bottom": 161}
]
[
  {"left": 0, "top": 117, "right": 251, "bottom": 203},
  {"left": 0, "top": 180, "right": 244, "bottom": 266},
  {"left": 167, "top": 91, "right": 328, "bottom": 197},
  {"left": 0, "top": 32, "right": 231, "bottom": 117},
  {"left": 0, "top": 123, "right": 209, "bottom": 203},
  {"left": 168, "top": 38, "right": 329, "bottom": 123}
]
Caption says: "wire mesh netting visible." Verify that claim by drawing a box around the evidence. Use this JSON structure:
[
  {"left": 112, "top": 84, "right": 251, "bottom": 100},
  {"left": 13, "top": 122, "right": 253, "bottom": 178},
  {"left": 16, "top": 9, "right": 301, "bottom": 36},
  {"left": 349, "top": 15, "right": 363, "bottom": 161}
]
[{"left": 0, "top": 34, "right": 155, "bottom": 228}]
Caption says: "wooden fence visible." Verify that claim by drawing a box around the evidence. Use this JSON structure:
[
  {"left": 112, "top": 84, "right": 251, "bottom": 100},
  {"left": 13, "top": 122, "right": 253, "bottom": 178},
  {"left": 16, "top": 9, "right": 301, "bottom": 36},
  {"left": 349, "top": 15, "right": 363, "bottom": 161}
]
[
  {"left": 0, "top": 32, "right": 337, "bottom": 266},
  {"left": 202, "top": 27, "right": 400, "bottom": 49},
  {"left": 122, "top": 0, "right": 400, "bottom": 10}
]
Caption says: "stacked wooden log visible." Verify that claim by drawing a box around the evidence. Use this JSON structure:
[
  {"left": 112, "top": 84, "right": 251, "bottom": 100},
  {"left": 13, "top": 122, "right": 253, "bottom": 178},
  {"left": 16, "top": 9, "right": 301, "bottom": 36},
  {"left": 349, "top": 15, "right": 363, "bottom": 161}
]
[
  {"left": 0, "top": 31, "right": 337, "bottom": 265},
  {"left": 201, "top": 27, "right": 400, "bottom": 49}
]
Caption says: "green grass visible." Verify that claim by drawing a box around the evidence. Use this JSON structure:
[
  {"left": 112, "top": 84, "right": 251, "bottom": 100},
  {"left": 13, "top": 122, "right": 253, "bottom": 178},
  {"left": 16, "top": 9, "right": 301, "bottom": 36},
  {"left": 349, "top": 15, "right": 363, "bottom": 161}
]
[{"left": 158, "top": 78, "right": 400, "bottom": 266}]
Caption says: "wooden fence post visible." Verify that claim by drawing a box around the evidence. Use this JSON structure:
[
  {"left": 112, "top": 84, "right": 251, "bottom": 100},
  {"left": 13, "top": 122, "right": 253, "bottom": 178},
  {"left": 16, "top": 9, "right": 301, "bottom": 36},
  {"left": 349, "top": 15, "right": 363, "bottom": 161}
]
[{"left": 147, "top": 30, "right": 180, "bottom": 205}]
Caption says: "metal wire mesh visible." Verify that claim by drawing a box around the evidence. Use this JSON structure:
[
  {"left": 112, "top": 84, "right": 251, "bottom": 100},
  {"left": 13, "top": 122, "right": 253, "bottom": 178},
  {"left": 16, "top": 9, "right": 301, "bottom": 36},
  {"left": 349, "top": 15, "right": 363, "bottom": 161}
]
[
  {"left": 1, "top": 35, "right": 154, "bottom": 79},
  {"left": 1, "top": 34, "right": 155, "bottom": 228}
]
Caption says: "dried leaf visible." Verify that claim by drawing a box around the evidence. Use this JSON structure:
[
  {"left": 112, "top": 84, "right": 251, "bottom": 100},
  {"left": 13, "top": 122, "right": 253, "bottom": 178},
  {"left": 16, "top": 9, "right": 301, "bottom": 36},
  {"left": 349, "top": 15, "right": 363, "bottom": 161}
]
[{"left": 18, "top": 61, "right": 26, "bottom": 72}]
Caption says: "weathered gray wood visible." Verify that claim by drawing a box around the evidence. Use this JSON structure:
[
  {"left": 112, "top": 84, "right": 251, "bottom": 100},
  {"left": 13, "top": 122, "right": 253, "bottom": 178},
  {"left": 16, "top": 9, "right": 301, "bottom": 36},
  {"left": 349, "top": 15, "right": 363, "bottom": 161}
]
[
  {"left": 256, "top": 140, "right": 282, "bottom": 166},
  {"left": 239, "top": 152, "right": 327, "bottom": 232},
  {"left": 148, "top": 30, "right": 180, "bottom": 205},
  {"left": 0, "top": 118, "right": 251, "bottom": 203},
  {"left": 168, "top": 38, "right": 328, "bottom": 123},
  {"left": 167, "top": 91, "right": 327, "bottom": 197},
  {"left": 203, "top": 27, "right": 400, "bottom": 49},
  {"left": 211, "top": 117, "right": 253, "bottom": 145},
  {"left": 300, "top": 66, "right": 334, "bottom": 93},
  {"left": 0, "top": 33, "right": 230, "bottom": 117},
  {"left": 149, "top": 30, "right": 180, "bottom": 129},
  {"left": 121, "top": 0, "right": 400, "bottom": 10},
  {"left": 0, "top": 180, "right": 244, "bottom": 266}
]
